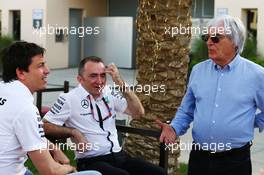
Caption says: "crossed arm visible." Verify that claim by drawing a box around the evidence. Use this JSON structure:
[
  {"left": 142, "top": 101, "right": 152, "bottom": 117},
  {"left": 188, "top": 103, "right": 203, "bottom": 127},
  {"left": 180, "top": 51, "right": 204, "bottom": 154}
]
[{"left": 28, "top": 148, "right": 75, "bottom": 175}]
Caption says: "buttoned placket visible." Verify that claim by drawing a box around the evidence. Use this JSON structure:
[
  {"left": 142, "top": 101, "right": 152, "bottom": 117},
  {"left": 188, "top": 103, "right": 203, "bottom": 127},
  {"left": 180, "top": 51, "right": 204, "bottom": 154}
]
[{"left": 209, "top": 66, "right": 229, "bottom": 141}]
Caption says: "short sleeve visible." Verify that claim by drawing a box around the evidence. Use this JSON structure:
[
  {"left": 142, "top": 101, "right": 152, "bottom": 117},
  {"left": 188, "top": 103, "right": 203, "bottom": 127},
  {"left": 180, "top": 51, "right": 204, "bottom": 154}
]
[
  {"left": 14, "top": 105, "right": 47, "bottom": 152},
  {"left": 108, "top": 87, "right": 128, "bottom": 113},
  {"left": 43, "top": 93, "right": 71, "bottom": 126}
]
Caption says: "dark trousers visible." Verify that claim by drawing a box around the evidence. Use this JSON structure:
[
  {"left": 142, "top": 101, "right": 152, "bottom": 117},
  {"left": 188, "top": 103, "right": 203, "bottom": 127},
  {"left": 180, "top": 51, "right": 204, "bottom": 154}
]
[
  {"left": 77, "top": 150, "right": 166, "bottom": 175},
  {"left": 188, "top": 142, "right": 252, "bottom": 175}
]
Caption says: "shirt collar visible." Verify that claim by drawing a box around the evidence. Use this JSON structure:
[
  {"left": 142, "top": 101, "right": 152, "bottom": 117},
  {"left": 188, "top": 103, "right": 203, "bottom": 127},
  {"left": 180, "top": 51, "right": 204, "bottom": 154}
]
[{"left": 213, "top": 54, "right": 241, "bottom": 71}]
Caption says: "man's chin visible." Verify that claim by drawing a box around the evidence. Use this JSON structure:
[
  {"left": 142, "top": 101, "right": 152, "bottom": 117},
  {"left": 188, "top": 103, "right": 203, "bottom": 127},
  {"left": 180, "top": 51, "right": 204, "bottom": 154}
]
[
  {"left": 91, "top": 90, "right": 102, "bottom": 97},
  {"left": 37, "top": 85, "right": 47, "bottom": 91}
]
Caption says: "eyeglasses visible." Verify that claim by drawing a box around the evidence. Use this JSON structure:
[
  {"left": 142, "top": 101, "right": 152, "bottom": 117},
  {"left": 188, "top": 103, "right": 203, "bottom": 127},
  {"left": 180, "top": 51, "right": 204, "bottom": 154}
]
[
  {"left": 87, "top": 95, "right": 112, "bottom": 122},
  {"left": 201, "top": 34, "right": 225, "bottom": 43}
]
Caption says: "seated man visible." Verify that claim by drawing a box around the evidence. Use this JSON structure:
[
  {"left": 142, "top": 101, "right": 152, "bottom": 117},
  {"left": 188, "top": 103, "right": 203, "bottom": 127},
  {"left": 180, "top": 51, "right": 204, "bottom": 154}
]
[
  {"left": 0, "top": 41, "right": 101, "bottom": 175},
  {"left": 43, "top": 56, "right": 166, "bottom": 175}
]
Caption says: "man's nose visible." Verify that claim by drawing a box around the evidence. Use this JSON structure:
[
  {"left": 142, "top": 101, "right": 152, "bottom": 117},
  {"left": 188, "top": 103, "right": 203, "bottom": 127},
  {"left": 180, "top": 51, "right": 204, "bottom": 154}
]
[
  {"left": 44, "top": 65, "right": 50, "bottom": 75},
  {"left": 207, "top": 38, "right": 214, "bottom": 46},
  {"left": 96, "top": 76, "right": 103, "bottom": 84}
]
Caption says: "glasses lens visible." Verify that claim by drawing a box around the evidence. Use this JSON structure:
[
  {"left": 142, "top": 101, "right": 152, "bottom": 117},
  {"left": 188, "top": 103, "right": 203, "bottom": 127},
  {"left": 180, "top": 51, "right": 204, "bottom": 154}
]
[
  {"left": 201, "top": 34, "right": 224, "bottom": 43},
  {"left": 210, "top": 36, "right": 220, "bottom": 43}
]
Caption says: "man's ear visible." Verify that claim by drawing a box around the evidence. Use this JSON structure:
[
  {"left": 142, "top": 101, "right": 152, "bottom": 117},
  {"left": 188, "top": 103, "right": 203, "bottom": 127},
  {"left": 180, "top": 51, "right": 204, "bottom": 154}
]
[
  {"left": 77, "top": 75, "right": 83, "bottom": 83},
  {"left": 16, "top": 68, "right": 26, "bottom": 81}
]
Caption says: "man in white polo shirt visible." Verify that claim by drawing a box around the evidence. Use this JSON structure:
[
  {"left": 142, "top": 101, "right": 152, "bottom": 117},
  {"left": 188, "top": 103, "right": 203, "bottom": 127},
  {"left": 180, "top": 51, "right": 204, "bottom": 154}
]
[
  {"left": 43, "top": 56, "right": 166, "bottom": 175},
  {"left": 0, "top": 42, "right": 101, "bottom": 175}
]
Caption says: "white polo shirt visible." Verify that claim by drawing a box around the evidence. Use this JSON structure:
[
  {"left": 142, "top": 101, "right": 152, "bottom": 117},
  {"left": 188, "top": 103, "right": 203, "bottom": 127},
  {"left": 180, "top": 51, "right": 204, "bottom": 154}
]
[
  {"left": 44, "top": 84, "right": 128, "bottom": 159},
  {"left": 0, "top": 81, "right": 47, "bottom": 175}
]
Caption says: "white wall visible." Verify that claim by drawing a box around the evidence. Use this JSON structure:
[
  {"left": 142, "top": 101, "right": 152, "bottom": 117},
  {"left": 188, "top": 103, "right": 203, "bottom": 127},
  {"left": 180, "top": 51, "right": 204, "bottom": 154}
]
[
  {"left": 0, "top": 0, "right": 107, "bottom": 68},
  {"left": 215, "top": 0, "right": 264, "bottom": 56},
  {"left": 0, "top": 0, "right": 46, "bottom": 46},
  {"left": 45, "top": 0, "right": 107, "bottom": 68}
]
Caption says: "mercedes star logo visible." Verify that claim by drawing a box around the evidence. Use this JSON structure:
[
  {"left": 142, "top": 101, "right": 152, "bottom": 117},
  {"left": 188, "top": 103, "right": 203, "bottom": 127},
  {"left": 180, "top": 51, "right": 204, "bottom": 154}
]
[{"left": 81, "top": 99, "right": 89, "bottom": 109}]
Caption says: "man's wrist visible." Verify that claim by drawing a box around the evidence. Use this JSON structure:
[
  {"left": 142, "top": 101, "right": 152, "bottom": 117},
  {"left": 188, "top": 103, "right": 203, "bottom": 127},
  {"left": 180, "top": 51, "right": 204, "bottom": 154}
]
[
  {"left": 170, "top": 124, "right": 178, "bottom": 135},
  {"left": 119, "top": 81, "right": 130, "bottom": 93},
  {"left": 114, "top": 77, "right": 125, "bottom": 87}
]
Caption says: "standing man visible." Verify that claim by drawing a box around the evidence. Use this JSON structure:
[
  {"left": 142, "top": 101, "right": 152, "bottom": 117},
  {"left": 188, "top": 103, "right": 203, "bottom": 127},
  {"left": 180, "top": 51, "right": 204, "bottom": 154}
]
[
  {"left": 158, "top": 15, "right": 264, "bottom": 175},
  {"left": 43, "top": 56, "right": 166, "bottom": 175},
  {"left": 0, "top": 41, "right": 101, "bottom": 175}
]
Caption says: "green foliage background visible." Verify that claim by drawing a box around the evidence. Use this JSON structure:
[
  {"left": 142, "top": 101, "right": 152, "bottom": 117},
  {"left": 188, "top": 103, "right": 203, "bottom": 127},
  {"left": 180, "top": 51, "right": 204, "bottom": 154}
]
[{"left": 0, "top": 36, "right": 14, "bottom": 74}]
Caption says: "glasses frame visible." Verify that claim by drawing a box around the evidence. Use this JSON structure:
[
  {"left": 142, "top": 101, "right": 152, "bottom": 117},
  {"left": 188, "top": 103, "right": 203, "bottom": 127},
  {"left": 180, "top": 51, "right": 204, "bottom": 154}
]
[{"left": 201, "top": 34, "right": 226, "bottom": 43}]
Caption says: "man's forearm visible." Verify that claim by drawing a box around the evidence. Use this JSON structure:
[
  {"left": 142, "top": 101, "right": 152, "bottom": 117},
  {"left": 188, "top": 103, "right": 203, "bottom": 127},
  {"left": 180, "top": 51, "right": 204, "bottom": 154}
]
[
  {"left": 106, "top": 64, "right": 144, "bottom": 118},
  {"left": 29, "top": 149, "right": 74, "bottom": 175},
  {"left": 255, "top": 112, "right": 264, "bottom": 132},
  {"left": 122, "top": 85, "right": 145, "bottom": 118},
  {"left": 43, "top": 120, "right": 74, "bottom": 139}
]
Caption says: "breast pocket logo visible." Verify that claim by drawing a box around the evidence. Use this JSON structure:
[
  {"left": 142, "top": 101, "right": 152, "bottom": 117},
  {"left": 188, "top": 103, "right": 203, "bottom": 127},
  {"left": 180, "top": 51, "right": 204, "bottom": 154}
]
[{"left": 81, "top": 99, "right": 89, "bottom": 109}]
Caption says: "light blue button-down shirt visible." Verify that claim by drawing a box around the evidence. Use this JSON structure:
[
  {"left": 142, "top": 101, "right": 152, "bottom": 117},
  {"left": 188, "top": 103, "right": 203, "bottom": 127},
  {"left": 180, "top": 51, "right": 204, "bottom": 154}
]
[{"left": 171, "top": 54, "right": 264, "bottom": 150}]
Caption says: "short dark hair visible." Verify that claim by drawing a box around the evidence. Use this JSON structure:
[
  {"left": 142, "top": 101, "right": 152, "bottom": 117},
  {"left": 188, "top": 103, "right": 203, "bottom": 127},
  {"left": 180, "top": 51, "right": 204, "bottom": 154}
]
[
  {"left": 1, "top": 41, "right": 45, "bottom": 82},
  {"left": 78, "top": 56, "right": 104, "bottom": 75}
]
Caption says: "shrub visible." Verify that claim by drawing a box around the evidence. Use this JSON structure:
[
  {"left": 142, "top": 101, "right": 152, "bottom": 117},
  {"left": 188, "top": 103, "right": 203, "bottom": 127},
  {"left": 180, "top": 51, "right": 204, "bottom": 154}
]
[
  {"left": 0, "top": 36, "right": 14, "bottom": 75},
  {"left": 241, "top": 34, "right": 257, "bottom": 58},
  {"left": 0, "top": 35, "right": 13, "bottom": 51},
  {"left": 189, "top": 37, "right": 208, "bottom": 73},
  {"left": 241, "top": 36, "right": 264, "bottom": 66}
]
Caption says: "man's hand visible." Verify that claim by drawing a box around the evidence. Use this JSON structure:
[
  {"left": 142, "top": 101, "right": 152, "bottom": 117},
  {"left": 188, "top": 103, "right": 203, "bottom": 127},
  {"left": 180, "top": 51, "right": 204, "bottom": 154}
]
[
  {"left": 71, "top": 128, "right": 90, "bottom": 153},
  {"left": 261, "top": 168, "right": 264, "bottom": 175},
  {"left": 70, "top": 166, "right": 78, "bottom": 173},
  {"left": 49, "top": 143, "right": 70, "bottom": 164},
  {"left": 156, "top": 119, "right": 177, "bottom": 144},
  {"left": 50, "top": 148, "right": 70, "bottom": 165},
  {"left": 105, "top": 63, "right": 144, "bottom": 118},
  {"left": 105, "top": 63, "right": 124, "bottom": 86},
  {"left": 28, "top": 149, "right": 77, "bottom": 175}
]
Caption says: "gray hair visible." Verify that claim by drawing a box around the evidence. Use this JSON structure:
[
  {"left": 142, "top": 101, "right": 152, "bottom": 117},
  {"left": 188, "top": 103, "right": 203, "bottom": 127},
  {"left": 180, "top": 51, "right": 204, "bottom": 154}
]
[{"left": 207, "top": 15, "right": 246, "bottom": 53}]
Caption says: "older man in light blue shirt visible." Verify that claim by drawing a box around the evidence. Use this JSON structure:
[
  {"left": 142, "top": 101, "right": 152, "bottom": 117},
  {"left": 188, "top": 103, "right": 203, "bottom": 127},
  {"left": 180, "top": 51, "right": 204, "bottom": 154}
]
[
  {"left": 173, "top": 53, "right": 264, "bottom": 149},
  {"left": 158, "top": 15, "right": 264, "bottom": 175}
]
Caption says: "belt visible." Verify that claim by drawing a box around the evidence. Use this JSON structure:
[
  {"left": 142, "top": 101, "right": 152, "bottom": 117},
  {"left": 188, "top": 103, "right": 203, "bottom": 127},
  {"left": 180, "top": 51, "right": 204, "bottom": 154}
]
[{"left": 192, "top": 142, "right": 252, "bottom": 157}]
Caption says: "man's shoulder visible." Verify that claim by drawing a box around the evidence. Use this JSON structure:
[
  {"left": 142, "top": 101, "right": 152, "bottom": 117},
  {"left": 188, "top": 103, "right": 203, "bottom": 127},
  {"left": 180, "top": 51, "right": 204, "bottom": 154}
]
[
  {"left": 0, "top": 84, "right": 33, "bottom": 109},
  {"left": 195, "top": 59, "right": 211, "bottom": 67},
  {"left": 191, "top": 59, "right": 212, "bottom": 73},
  {"left": 59, "top": 86, "right": 79, "bottom": 99},
  {"left": 240, "top": 56, "right": 264, "bottom": 73},
  {"left": 11, "top": 102, "right": 39, "bottom": 125}
]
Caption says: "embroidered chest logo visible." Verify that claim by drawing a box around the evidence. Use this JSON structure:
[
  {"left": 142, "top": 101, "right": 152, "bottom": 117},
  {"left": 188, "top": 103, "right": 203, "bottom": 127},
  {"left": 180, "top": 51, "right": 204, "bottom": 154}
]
[{"left": 81, "top": 99, "right": 89, "bottom": 109}]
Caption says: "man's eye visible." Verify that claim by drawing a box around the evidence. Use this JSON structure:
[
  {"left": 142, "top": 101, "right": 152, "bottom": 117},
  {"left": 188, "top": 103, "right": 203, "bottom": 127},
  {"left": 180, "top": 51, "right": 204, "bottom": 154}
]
[
  {"left": 89, "top": 74, "right": 97, "bottom": 78},
  {"left": 38, "top": 63, "right": 45, "bottom": 67}
]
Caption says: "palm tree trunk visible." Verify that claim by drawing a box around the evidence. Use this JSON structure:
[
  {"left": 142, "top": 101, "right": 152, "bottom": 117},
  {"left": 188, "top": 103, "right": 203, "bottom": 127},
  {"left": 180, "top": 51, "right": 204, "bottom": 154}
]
[{"left": 123, "top": 0, "right": 192, "bottom": 174}]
